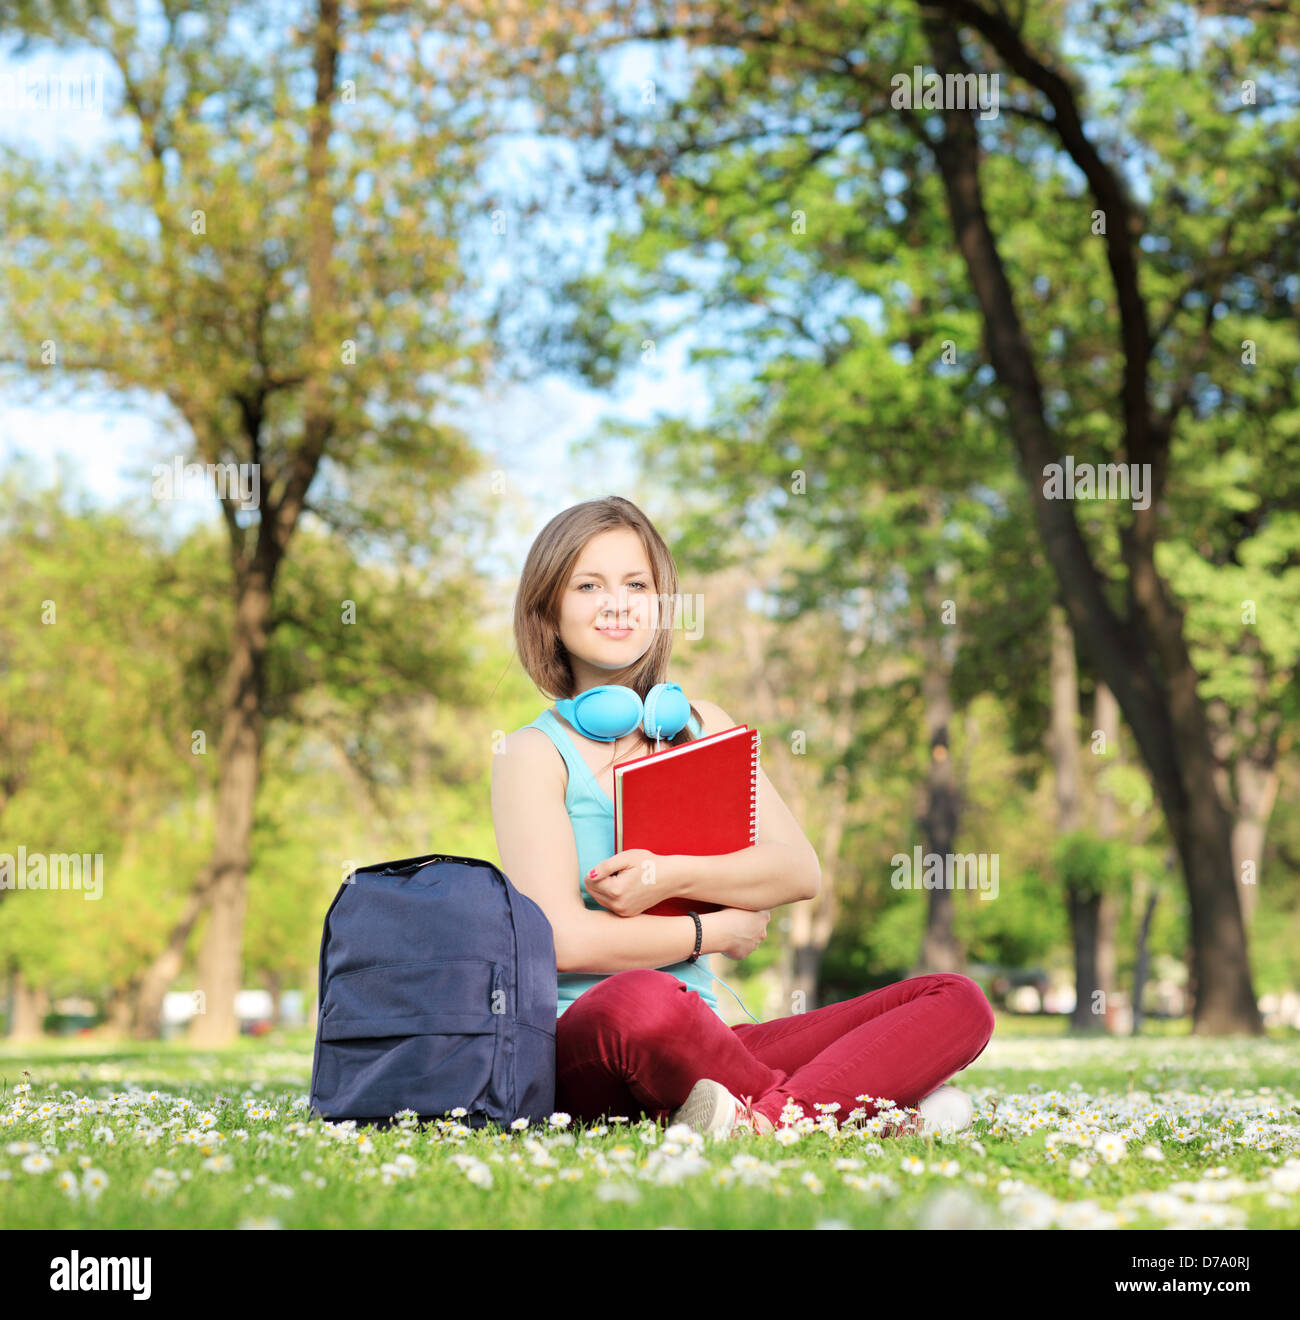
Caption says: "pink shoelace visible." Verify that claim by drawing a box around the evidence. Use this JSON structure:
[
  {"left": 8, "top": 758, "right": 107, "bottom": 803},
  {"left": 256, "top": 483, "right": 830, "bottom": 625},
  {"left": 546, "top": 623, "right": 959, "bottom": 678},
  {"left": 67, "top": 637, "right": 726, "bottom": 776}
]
[{"left": 734, "top": 1093, "right": 766, "bottom": 1134}]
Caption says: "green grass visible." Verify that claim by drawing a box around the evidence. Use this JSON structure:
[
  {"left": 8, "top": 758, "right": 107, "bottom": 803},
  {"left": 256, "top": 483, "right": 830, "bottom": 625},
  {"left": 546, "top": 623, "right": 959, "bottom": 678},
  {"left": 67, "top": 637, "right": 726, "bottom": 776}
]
[{"left": 2, "top": 1018, "right": 1298, "bottom": 1229}]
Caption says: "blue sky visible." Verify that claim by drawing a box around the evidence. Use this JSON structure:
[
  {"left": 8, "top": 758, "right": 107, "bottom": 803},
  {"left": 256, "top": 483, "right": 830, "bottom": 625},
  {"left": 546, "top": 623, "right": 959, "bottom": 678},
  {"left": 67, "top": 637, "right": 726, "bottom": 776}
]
[{"left": 0, "top": 26, "right": 720, "bottom": 593}]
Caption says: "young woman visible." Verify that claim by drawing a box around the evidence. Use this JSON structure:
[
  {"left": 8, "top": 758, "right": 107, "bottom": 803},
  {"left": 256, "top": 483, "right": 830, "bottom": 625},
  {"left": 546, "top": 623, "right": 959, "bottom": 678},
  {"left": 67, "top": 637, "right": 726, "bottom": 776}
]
[{"left": 491, "top": 495, "right": 995, "bottom": 1137}]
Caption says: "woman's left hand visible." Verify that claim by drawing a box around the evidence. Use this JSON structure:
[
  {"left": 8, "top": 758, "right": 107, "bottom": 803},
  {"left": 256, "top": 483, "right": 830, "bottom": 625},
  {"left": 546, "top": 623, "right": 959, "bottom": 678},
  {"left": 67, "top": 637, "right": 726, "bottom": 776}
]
[{"left": 585, "top": 850, "right": 681, "bottom": 917}]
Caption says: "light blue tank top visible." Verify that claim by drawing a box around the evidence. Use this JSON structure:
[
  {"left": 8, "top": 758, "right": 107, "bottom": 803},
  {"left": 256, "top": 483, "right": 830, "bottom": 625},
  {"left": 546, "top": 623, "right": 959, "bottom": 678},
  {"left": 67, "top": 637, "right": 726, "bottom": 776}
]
[{"left": 524, "top": 706, "right": 728, "bottom": 1023}]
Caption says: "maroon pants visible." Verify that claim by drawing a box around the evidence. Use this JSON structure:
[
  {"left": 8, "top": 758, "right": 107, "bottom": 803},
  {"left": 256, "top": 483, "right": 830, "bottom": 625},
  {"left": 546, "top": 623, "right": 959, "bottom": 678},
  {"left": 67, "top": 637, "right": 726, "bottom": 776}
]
[{"left": 555, "top": 969, "right": 995, "bottom": 1130}]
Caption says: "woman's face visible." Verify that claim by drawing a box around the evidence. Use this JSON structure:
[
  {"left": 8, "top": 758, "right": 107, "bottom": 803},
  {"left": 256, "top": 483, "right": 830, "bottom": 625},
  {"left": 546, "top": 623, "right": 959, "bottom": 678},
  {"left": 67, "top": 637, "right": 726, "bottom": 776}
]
[{"left": 556, "top": 526, "right": 661, "bottom": 691}]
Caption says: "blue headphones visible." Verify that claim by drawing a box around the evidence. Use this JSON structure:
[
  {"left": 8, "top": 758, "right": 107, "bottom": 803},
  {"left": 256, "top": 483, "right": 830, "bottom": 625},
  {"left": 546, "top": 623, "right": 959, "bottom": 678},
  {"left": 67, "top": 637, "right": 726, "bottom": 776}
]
[{"left": 555, "top": 682, "right": 691, "bottom": 743}]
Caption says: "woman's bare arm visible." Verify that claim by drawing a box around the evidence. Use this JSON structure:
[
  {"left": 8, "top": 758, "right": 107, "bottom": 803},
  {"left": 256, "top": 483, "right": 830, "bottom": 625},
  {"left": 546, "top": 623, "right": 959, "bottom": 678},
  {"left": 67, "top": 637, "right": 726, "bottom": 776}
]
[{"left": 490, "top": 728, "right": 719, "bottom": 973}]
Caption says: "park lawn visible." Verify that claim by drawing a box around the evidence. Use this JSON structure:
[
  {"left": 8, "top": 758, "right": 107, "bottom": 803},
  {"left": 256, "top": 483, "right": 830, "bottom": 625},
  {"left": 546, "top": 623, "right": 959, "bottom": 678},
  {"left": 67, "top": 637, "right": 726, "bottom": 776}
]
[{"left": 1, "top": 1020, "right": 1298, "bottom": 1230}]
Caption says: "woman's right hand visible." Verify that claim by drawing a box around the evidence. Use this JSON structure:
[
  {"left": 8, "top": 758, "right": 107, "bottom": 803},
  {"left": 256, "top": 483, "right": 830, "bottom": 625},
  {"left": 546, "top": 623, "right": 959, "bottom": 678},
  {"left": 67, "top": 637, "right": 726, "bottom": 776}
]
[{"left": 709, "top": 906, "right": 771, "bottom": 961}]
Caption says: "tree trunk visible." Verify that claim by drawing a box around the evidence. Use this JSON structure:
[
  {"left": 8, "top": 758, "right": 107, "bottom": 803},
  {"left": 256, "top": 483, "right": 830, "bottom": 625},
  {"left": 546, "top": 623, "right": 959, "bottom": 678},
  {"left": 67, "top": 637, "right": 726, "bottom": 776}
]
[
  {"left": 914, "top": 559, "right": 962, "bottom": 974},
  {"left": 1132, "top": 879, "right": 1158, "bottom": 1036},
  {"left": 185, "top": 1, "right": 340, "bottom": 1045},
  {"left": 1067, "top": 888, "right": 1103, "bottom": 1027},
  {"left": 732, "top": 560, "right": 865, "bottom": 1014},
  {"left": 103, "top": 977, "right": 138, "bottom": 1037},
  {"left": 1093, "top": 681, "right": 1121, "bottom": 1031},
  {"left": 1097, "top": 891, "right": 1120, "bottom": 1030},
  {"left": 1049, "top": 604, "right": 1103, "bottom": 1032},
  {"left": 921, "top": 15, "right": 1262, "bottom": 1034},
  {"left": 133, "top": 867, "right": 214, "bottom": 1038},
  {"left": 1206, "top": 654, "right": 1283, "bottom": 941},
  {"left": 189, "top": 568, "right": 274, "bottom": 1045},
  {"left": 787, "top": 759, "right": 851, "bottom": 1012},
  {"left": 8, "top": 969, "right": 48, "bottom": 1040},
  {"left": 1231, "top": 751, "right": 1277, "bottom": 932}
]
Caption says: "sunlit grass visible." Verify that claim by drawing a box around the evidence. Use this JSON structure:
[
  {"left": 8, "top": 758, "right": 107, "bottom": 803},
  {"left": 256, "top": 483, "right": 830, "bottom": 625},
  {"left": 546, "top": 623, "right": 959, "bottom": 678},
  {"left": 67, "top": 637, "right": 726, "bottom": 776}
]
[{"left": 2, "top": 1020, "right": 1297, "bottom": 1229}]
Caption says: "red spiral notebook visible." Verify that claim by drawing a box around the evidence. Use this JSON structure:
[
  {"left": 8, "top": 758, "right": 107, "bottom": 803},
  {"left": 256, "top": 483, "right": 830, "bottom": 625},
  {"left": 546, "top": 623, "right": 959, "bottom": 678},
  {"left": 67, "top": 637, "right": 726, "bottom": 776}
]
[{"left": 612, "top": 724, "right": 761, "bottom": 917}]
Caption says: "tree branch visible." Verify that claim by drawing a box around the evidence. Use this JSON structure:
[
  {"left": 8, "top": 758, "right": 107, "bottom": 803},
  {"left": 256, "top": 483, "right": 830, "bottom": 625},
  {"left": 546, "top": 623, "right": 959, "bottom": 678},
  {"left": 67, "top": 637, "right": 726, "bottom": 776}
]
[{"left": 920, "top": 0, "right": 1157, "bottom": 489}]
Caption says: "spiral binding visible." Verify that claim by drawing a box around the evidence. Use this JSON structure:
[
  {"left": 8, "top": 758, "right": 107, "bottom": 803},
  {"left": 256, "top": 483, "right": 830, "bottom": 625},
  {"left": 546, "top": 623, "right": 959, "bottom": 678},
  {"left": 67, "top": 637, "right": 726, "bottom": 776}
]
[
  {"left": 748, "top": 728, "right": 761, "bottom": 845},
  {"left": 699, "top": 726, "right": 765, "bottom": 1025}
]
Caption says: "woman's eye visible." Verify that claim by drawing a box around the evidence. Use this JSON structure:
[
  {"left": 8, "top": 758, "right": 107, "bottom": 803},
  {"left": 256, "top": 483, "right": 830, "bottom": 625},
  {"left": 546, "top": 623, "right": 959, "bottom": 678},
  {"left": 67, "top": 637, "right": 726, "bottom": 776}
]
[{"left": 578, "top": 581, "right": 649, "bottom": 591}]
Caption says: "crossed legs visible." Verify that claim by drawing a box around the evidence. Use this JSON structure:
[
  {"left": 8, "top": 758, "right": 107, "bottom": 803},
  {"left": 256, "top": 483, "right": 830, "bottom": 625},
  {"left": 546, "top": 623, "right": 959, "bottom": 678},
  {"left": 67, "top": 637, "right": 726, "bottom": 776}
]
[{"left": 555, "top": 968, "right": 995, "bottom": 1131}]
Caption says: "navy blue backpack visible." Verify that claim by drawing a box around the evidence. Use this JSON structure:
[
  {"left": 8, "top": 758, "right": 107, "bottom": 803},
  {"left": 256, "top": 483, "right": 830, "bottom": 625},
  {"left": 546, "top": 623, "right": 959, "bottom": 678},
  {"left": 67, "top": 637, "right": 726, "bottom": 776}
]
[{"left": 309, "top": 852, "right": 557, "bottom": 1129}]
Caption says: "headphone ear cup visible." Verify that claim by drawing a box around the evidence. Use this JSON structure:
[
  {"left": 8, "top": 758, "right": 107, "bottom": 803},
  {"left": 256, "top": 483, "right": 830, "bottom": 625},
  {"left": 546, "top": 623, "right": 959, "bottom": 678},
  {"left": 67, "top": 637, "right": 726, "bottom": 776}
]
[
  {"left": 571, "top": 684, "right": 643, "bottom": 740},
  {"left": 643, "top": 682, "right": 689, "bottom": 741}
]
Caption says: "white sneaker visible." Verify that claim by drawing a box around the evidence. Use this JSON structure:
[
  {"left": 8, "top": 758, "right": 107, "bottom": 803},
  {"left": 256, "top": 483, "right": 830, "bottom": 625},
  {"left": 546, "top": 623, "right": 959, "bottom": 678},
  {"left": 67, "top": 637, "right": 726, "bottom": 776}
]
[
  {"left": 668, "top": 1078, "right": 773, "bottom": 1137},
  {"left": 916, "top": 1084, "right": 974, "bottom": 1135}
]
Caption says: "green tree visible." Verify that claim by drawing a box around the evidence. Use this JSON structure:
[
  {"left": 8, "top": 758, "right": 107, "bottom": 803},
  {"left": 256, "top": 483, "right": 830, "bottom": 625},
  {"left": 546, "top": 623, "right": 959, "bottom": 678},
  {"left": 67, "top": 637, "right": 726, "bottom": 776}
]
[
  {"left": 469, "top": 0, "right": 1299, "bottom": 1033},
  {"left": 0, "top": 0, "right": 499, "bottom": 1039},
  {"left": 0, "top": 466, "right": 216, "bottom": 1035}
]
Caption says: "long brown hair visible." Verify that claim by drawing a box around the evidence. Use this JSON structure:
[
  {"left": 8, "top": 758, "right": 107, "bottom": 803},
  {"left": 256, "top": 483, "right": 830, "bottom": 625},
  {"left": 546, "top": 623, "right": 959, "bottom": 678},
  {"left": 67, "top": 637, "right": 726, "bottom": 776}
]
[{"left": 513, "top": 495, "right": 701, "bottom": 776}]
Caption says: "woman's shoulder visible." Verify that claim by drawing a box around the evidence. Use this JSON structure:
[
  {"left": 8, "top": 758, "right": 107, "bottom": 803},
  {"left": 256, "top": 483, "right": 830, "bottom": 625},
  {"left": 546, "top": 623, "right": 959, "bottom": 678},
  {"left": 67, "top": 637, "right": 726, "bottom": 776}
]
[
  {"left": 689, "top": 697, "right": 736, "bottom": 736},
  {"left": 495, "top": 720, "right": 566, "bottom": 796},
  {"left": 498, "top": 709, "right": 558, "bottom": 755}
]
